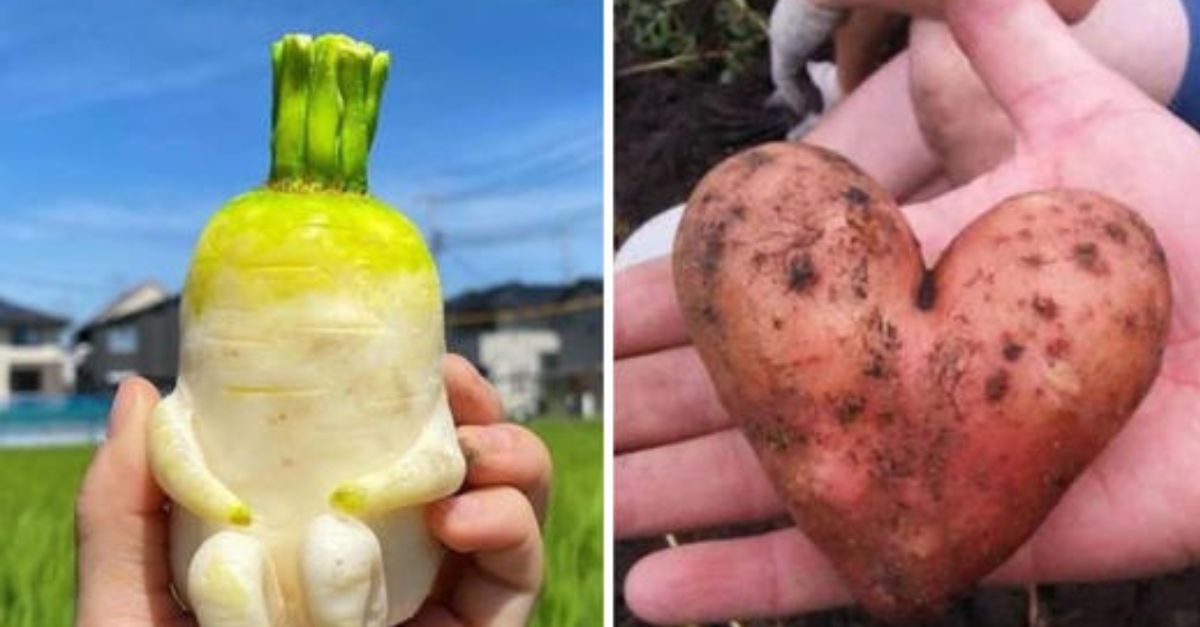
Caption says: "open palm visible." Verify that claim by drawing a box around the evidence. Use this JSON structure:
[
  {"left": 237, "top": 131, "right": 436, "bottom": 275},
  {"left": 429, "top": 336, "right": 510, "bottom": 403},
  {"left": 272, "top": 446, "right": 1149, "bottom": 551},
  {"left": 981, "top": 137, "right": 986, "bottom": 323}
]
[{"left": 615, "top": 0, "right": 1200, "bottom": 623}]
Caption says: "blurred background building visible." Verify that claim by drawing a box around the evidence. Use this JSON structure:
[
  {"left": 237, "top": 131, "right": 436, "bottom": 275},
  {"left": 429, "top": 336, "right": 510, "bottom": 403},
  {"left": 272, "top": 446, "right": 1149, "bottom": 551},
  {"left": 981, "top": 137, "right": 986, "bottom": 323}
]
[
  {"left": 0, "top": 296, "right": 72, "bottom": 400},
  {"left": 73, "top": 281, "right": 176, "bottom": 391},
  {"left": 446, "top": 278, "right": 602, "bottom": 419}
]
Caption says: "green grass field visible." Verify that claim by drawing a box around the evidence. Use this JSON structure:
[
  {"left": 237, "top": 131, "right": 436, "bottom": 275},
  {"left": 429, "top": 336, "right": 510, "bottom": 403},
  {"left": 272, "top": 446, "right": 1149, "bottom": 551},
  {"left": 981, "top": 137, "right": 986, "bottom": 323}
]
[
  {"left": 527, "top": 419, "right": 604, "bottom": 627},
  {"left": 0, "top": 418, "right": 601, "bottom": 626}
]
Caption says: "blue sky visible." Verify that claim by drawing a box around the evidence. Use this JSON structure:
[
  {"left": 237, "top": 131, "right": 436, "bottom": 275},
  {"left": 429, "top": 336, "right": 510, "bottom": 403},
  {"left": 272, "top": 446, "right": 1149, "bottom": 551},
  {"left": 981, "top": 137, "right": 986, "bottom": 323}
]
[{"left": 0, "top": 0, "right": 602, "bottom": 323}]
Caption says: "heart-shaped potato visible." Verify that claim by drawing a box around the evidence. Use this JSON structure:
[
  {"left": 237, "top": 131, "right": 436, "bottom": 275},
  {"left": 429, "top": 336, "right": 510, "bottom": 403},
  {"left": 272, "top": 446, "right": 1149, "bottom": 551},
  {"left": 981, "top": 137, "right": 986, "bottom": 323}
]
[{"left": 673, "top": 142, "right": 1171, "bottom": 622}]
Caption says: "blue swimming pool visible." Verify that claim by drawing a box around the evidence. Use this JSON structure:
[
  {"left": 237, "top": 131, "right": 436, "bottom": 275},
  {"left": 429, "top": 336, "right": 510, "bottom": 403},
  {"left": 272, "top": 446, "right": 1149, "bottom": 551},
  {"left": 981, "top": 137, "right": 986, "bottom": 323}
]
[{"left": 0, "top": 394, "right": 113, "bottom": 447}]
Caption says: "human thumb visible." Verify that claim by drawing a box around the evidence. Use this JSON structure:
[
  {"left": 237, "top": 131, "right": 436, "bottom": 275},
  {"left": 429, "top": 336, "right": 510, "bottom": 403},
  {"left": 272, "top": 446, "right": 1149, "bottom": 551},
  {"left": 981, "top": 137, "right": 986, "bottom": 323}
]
[
  {"left": 75, "top": 378, "right": 177, "bottom": 625},
  {"left": 944, "top": 0, "right": 1144, "bottom": 139}
]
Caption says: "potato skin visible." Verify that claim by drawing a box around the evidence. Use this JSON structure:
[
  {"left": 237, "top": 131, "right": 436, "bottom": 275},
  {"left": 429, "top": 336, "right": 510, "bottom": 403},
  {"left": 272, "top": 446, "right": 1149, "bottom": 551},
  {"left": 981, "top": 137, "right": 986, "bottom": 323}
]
[{"left": 673, "top": 142, "right": 1171, "bottom": 622}]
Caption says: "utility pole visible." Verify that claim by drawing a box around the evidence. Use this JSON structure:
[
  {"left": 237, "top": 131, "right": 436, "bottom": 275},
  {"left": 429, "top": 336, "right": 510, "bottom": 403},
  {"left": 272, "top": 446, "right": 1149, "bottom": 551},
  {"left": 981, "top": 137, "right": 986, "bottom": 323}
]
[
  {"left": 423, "top": 194, "right": 443, "bottom": 259},
  {"left": 558, "top": 222, "right": 573, "bottom": 283}
]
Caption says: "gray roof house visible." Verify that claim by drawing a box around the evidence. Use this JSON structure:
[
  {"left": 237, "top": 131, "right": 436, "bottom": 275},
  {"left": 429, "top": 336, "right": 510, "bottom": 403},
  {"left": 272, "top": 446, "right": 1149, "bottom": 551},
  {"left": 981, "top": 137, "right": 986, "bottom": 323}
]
[
  {"left": 74, "top": 291, "right": 180, "bottom": 393},
  {"left": 446, "top": 279, "right": 602, "bottom": 419},
  {"left": 0, "top": 296, "right": 72, "bottom": 399}
]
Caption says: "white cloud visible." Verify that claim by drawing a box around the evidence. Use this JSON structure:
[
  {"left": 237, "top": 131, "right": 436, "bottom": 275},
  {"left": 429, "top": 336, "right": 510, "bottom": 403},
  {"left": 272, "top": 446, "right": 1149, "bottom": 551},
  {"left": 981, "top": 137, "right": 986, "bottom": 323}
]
[
  {"left": 38, "top": 200, "right": 203, "bottom": 236},
  {"left": 375, "top": 105, "right": 601, "bottom": 226},
  {"left": 1, "top": 59, "right": 256, "bottom": 121},
  {"left": 0, "top": 198, "right": 211, "bottom": 244}
]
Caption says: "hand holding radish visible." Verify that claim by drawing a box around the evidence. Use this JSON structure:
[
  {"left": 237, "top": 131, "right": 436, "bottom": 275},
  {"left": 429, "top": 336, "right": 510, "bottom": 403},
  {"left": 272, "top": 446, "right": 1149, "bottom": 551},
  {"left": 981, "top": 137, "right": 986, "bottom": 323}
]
[{"left": 76, "top": 357, "right": 547, "bottom": 627}]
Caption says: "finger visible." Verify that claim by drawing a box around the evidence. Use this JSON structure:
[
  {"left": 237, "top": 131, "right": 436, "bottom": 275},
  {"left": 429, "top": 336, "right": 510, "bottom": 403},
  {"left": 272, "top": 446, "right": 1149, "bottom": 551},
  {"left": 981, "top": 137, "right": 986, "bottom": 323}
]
[
  {"left": 84, "top": 377, "right": 164, "bottom": 516},
  {"left": 615, "top": 345, "right": 733, "bottom": 452},
  {"left": 444, "top": 354, "right": 505, "bottom": 425},
  {"left": 428, "top": 487, "right": 543, "bottom": 591},
  {"left": 76, "top": 378, "right": 191, "bottom": 625},
  {"left": 426, "top": 551, "right": 471, "bottom": 607},
  {"left": 988, "top": 464, "right": 1135, "bottom": 585},
  {"left": 901, "top": 172, "right": 953, "bottom": 205},
  {"left": 625, "top": 528, "right": 850, "bottom": 624},
  {"left": 405, "top": 604, "right": 465, "bottom": 627},
  {"left": 615, "top": 429, "right": 783, "bottom": 538},
  {"left": 615, "top": 257, "right": 690, "bottom": 358},
  {"left": 458, "top": 423, "right": 552, "bottom": 520},
  {"left": 901, "top": 168, "right": 1025, "bottom": 262},
  {"left": 426, "top": 486, "right": 542, "bottom": 625},
  {"left": 807, "top": 51, "right": 941, "bottom": 200},
  {"left": 625, "top": 381, "right": 1200, "bottom": 626},
  {"left": 945, "top": 0, "right": 1143, "bottom": 139},
  {"left": 77, "top": 377, "right": 163, "bottom": 536},
  {"left": 988, "top": 379, "right": 1200, "bottom": 584},
  {"left": 819, "top": 0, "right": 943, "bottom": 17}
]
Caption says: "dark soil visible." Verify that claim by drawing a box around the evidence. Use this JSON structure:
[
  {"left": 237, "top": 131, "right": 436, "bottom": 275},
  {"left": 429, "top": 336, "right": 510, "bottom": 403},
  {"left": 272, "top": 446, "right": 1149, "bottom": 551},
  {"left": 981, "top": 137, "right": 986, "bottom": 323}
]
[
  {"left": 614, "top": 60, "right": 793, "bottom": 244},
  {"left": 614, "top": 4, "right": 1200, "bottom": 627},
  {"left": 614, "top": 0, "right": 797, "bottom": 245}
]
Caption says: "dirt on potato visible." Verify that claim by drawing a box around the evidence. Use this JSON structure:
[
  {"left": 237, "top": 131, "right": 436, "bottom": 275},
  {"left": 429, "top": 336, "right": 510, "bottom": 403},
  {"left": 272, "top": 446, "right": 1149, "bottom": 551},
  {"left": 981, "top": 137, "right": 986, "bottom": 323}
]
[{"left": 673, "top": 142, "right": 1170, "bottom": 622}]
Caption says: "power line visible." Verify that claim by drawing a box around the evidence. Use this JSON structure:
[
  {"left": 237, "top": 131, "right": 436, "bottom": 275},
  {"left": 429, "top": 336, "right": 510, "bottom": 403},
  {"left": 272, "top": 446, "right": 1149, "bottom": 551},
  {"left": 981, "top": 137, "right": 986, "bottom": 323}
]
[
  {"left": 435, "top": 125, "right": 598, "bottom": 172},
  {"left": 0, "top": 270, "right": 110, "bottom": 294},
  {"left": 442, "top": 248, "right": 488, "bottom": 283},
  {"left": 437, "top": 203, "right": 600, "bottom": 249},
  {"left": 428, "top": 131, "right": 601, "bottom": 205},
  {"left": 436, "top": 155, "right": 599, "bottom": 205}
]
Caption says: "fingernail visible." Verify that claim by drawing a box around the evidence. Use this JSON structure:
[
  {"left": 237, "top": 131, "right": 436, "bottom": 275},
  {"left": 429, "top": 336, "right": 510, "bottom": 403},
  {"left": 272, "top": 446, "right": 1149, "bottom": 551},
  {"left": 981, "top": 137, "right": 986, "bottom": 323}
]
[
  {"left": 106, "top": 379, "right": 146, "bottom": 438},
  {"left": 457, "top": 428, "right": 481, "bottom": 465},
  {"left": 431, "top": 494, "right": 475, "bottom": 520},
  {"left": 459, "top": 425, "right": 513, "bottom": 458}
]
